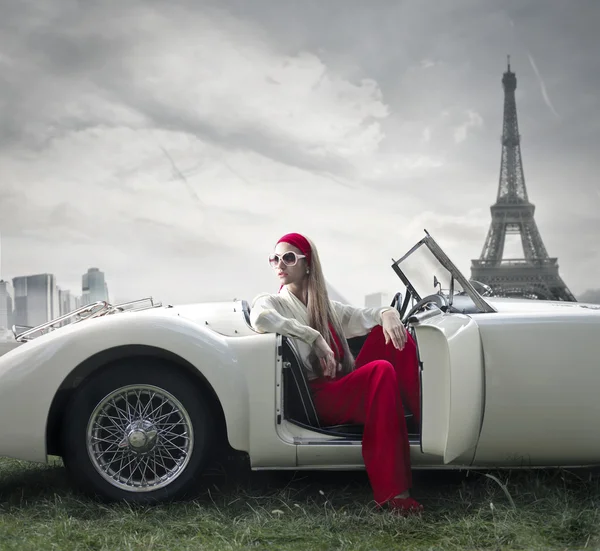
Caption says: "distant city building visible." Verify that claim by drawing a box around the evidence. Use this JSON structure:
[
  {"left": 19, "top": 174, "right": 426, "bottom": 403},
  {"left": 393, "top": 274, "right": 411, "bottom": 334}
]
[
  {"left": 365, "top": 292, "right": 394, "bottom": 308},
  {"left": 82, "top": 268, "right": 109, "bottom": 305},
  {"left": 0, "top": 280, "right": 13, "bottom": 330},
  {"left": 12, "top": 274, "right": 59, "bottom": 327},
  {"left": 59, "top": 289, "right": 79, "bottom": 316},
  {"left": 6, "top": 289, "right": 12, "bottom": 328}
]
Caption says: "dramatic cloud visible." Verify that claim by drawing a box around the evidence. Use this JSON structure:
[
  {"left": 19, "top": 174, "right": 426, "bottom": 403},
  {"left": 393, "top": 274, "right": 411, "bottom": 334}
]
[
  {"left": 453, "top": 111, "right": 484, "bottom": 144},
  {"left": 527, "top": 52, "right": 560, "bottom": 119},
  {"left": 0, "top": 0, "right": 598, "bottom": 307}
]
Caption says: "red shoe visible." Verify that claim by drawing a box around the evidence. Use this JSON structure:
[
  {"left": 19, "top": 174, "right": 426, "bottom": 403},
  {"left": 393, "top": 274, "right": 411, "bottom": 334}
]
[{"left": 386, "top": 496, "right": 424, "bottom": 516}]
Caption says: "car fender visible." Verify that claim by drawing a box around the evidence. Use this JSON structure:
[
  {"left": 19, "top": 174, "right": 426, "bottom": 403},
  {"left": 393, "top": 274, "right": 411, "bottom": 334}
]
[
  {"left": 0, "top": 310, "right": 274, "bottom": 463},
  {"left": 472, "top": 310, "right": 600, "bottom": 465}
]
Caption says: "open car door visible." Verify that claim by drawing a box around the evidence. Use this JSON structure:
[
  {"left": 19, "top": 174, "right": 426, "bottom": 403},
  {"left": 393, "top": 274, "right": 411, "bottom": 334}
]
[
  {"left": 390, "top": 232, "right": 492, "bottom": 464},
  {"left": 413, "top": 314, "right": 484, "bottom": 464}
]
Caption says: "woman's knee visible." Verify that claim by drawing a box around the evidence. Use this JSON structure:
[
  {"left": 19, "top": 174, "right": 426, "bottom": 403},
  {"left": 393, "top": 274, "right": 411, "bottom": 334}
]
[
  {"left": 370, "top": 325, "right": 385, "bottom": 338},
  {"left": 367, "top": 360, "right": 396, "bottom": 383}
]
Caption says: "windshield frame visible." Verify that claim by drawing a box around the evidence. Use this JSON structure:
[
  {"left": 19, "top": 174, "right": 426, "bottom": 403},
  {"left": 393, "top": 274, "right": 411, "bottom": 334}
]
[{"left": 391, "top": 230, "right": 496, "bottom": 314}]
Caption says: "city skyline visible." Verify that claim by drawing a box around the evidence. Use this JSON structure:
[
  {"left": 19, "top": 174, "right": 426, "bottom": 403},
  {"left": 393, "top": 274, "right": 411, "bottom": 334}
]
[
  {"left": 0, "top": 240, "right": 111, "bottom": 327},
  {"left": 0, "top": 1, "right": 598, "bottom": 307},
  {"left": 1, "top": 233, "right": 110, "bottom": 306}
]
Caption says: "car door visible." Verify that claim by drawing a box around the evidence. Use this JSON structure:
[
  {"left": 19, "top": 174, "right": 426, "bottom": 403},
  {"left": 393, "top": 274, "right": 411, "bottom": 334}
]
[{"left": 412, "top": 313, "right": 484, "bottom": 464}]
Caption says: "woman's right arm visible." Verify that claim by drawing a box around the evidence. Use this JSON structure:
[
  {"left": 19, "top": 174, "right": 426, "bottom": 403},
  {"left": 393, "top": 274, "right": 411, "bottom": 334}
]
[
  {"left": 250, "top": 293, "right": 321, "bottom": 345},
  {"left": 251, "top": 294, "right": 339, "bottom": 378}
]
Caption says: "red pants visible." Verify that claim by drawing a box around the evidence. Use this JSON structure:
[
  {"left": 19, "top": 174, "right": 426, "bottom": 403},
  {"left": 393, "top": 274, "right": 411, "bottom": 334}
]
[{"left": 309, "top": 325, "right": 420, "bottom": 504}]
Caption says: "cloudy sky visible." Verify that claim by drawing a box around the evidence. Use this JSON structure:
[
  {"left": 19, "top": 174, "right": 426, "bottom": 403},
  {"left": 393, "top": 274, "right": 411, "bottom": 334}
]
[{"left": 1, "top": 0, "right": 599, "bottom": 307}]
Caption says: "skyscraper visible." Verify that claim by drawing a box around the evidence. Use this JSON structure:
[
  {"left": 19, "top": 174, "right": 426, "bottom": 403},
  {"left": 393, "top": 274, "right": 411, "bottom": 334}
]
[
  {"left": 0, "top": 233, "right": 9, "bottom": 330},
  {"left": 82, "top": 268, "right": 109, "bottom": 305},
  {"left": 0, "top": 280, "right": 13, "bottom": 330},
  {"left": 58, "top": 288, "right": 79, "bottom": 316},
  {"left": 12, "top": 274, "right": 60, "bottom": 327}
]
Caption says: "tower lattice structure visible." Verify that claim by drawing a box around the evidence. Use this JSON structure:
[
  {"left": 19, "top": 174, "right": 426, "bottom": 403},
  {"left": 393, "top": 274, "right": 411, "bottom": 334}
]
[{"left": 470, "top": 59, "right": 576, "bottom": 301}]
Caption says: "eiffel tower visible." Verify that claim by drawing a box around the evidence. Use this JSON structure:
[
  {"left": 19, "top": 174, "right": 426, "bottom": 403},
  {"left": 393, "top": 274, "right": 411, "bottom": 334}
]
[{"left": 470, "top": 58, "right": 576, "bottom": 301}]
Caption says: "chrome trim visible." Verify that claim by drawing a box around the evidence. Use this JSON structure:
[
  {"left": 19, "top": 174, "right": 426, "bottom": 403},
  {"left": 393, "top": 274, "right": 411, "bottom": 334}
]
[
  {"left": 293, "top": 438, "right": 363, "bottom": 445},
  {"left": 12, "top": 297, "right": 163, "bottom": 342},
  {"left": 291, "top": 436, "right": 421, "bottom": 446}
]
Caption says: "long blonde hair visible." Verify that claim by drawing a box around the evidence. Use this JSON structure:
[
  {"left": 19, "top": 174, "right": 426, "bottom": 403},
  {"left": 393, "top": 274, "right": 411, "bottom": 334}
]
[{"left": 303, "top": 236, "right": 356, "bottom": 377}]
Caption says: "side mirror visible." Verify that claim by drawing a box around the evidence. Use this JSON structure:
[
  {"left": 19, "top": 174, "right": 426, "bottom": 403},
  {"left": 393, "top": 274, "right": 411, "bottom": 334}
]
[{"left": 433, "top": 276, "right": 442, "bottom": 294}]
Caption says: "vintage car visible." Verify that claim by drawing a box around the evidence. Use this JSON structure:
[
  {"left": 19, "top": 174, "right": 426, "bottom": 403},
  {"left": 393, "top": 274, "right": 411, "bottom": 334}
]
[{"left": 0, "top": 231, "right": 599, "bottom": 504}]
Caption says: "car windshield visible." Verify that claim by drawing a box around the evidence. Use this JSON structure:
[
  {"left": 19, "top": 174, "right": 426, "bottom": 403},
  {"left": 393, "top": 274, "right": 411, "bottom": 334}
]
[{"left": 392, "top": 232, "right": 496, "bottom": 314}]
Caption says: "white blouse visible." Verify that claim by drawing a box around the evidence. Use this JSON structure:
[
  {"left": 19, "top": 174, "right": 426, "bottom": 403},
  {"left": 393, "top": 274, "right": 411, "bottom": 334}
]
[{"left": 250, "top": 286, "right": 393, "bottom": 379}]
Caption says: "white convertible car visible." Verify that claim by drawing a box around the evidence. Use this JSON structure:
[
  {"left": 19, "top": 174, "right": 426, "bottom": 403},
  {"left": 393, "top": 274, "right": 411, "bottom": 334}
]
[{"left": 1, "top": 232, "right": 599, "bottom": 503}]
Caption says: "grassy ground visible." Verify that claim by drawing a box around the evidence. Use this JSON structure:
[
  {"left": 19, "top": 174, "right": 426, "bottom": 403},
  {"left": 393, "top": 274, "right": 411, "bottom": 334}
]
[{"left": 1, "top": 456, "right": 600, "bottom": 550}]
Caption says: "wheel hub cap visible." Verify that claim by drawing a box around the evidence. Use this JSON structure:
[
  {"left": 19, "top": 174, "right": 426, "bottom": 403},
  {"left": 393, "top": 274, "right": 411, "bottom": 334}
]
[{"left": 119, "top": 420, "right": 158, "bottom": 453}]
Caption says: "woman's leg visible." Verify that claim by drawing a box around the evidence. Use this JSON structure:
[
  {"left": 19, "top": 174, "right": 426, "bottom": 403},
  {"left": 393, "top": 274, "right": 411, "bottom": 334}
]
[
  {"left": 310, "top": 360, "right": 412, "bottom": 505},
  {"left": 355, "top": 325, "right": 421, "bottom": 424}
]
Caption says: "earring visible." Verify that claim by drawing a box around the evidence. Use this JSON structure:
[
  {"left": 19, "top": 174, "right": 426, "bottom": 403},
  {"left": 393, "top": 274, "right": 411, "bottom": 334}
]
[{"left": 306, "top": 269, "right": 310, "bottom": 274}]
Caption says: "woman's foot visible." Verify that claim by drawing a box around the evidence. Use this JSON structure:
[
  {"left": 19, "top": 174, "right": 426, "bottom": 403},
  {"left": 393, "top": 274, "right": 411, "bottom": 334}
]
[{"left": 386, "top": 496, "right": 423, "bottom": 516}]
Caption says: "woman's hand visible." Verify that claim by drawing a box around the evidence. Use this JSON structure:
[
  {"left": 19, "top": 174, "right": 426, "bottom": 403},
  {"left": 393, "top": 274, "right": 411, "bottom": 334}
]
[
  {"left": 313, "top": 334, "right": 338, "bottom": 378},
  {"left": 381, "top": 309, "right": 408, "bottom": 350}
]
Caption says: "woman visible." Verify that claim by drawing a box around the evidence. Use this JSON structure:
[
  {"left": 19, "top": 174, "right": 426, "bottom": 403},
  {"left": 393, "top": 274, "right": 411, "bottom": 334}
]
[{"left": 250, "top": 232, "right": 423, "bottom": 515}]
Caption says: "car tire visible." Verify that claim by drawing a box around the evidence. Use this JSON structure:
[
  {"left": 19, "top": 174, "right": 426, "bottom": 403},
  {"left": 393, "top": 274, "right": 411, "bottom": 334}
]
[{"left": 61, "top": 358, "right": 214, "bottom": 503}]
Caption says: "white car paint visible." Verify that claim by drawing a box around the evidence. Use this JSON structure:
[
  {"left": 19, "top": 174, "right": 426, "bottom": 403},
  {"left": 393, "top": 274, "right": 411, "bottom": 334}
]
[
  {"left": 415, "top": 313, "right": 484, "bottom": 465},
  {"left": 472, "top": 306, "right": 600, "bottom": 465},
  {"left": 0, "top": 303, "right": 276, "bottom": 464},
  {"left": 1, "top": 291, "right": 599, "bottom": 476}
]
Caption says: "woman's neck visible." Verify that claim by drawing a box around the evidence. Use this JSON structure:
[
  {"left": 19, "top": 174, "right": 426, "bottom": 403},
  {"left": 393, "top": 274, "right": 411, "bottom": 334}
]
[{"left": 286, "top": 281, "right": 308, "bottom": 305}]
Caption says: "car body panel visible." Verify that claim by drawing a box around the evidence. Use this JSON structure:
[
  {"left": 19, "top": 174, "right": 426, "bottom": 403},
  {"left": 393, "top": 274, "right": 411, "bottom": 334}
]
[
  {"left": 173, "top": 300, "right": 257, "bottom": 338},
  {"left": 413, "top": 312, "right": 484, "bottom": 464},
  {"left": 291, "top": 427, "right": 447, "bottom": 468},
  {"left": 0, "top": 342, "right": 21, "bottom": 357},
  {"left": 0, "top": 304, "right": 275, "bottom": 464},
  {"left": 472, "top": 308, "right": 600, "bottom": 465}
]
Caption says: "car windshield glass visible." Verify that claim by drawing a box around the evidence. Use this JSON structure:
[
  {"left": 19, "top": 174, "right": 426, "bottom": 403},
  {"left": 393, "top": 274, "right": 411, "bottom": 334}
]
[
  {"left": 395, "top": 242, "right": 466, "bottom": 300},
  {"left": 392, "top": 233, "right": 496, "bottom": 314}
]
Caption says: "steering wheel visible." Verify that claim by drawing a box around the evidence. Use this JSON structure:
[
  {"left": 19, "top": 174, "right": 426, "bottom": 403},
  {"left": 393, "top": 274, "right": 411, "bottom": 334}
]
[{"left": 404, "top": 293, "right": 449, "bottom": 322}]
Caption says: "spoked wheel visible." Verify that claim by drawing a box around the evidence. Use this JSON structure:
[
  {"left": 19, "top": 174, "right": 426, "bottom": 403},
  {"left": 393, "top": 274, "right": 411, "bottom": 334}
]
[
  {"left": 87, "top": 384, "right": 194, "bottom": 492},
  {"left": 62, "top": 360, "right": 214, "bottom": 503}
]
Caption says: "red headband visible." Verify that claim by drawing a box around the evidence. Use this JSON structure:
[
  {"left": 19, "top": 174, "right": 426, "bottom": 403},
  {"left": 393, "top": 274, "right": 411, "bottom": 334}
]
[{"left": 276, "top": 233, "right": 312, "bottom": 266}]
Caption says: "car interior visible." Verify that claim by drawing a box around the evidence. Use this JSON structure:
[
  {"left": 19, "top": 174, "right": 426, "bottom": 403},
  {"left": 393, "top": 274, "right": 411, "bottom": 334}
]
[
  {"left": 281, "top": 335, "right": 419, "bottom": 439},
  {"left": 241, "top": 299, "right": 419, "bottom": 440}
]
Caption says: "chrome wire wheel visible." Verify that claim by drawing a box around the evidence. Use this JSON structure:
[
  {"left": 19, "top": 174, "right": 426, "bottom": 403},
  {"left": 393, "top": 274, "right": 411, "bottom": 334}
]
[{"left": 86, "top": 384, "right": 194, "bottom": 492}]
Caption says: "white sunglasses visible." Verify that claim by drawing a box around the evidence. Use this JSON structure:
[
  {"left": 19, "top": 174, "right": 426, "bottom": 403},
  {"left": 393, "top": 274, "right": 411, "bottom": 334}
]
[{"left": 268, "top": 252, "right": 306, "bottom": 267}]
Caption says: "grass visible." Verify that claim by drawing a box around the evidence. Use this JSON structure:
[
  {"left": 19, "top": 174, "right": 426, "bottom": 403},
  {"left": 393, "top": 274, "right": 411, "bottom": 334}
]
[{"left": 1, "top": 456, "right": 600, "bottom": 550}]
